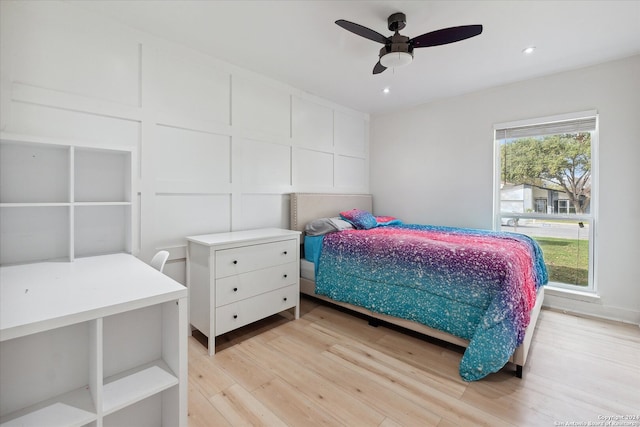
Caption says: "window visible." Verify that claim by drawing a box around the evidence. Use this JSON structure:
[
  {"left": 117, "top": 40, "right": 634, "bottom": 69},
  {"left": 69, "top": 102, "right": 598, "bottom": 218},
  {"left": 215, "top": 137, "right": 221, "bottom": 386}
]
[
  {"left": 557, "top": 200, "right": 572, "bottom": 214},
  {"left": 494, "top": 111, "right": 597, "bottom": 291}
]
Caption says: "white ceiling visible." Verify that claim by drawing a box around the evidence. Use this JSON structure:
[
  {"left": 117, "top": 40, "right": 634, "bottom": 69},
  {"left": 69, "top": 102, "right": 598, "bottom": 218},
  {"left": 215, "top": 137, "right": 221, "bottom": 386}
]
[{"left": 70, "top": 0, "right": 640, "bottom": 116}]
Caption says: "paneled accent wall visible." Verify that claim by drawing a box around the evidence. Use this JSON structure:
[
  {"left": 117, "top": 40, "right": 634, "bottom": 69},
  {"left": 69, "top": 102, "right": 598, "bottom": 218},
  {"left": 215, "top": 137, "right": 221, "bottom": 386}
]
[{"left": 0, "top": 0, "right": 369, "bottom": 283}]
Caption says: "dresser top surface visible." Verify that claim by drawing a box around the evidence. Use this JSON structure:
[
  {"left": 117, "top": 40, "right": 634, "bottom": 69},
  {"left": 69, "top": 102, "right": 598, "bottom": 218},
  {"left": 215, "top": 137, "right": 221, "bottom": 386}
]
[{"left": 186, "top": 228, "right": 300, "bottom": 247}]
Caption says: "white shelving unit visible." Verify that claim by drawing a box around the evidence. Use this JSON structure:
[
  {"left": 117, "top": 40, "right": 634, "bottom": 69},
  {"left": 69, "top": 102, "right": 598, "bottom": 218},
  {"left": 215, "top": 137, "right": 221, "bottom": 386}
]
[
  {"left": 0, "top": 133, "right": 135, "bottom": 265},
  {"left": 0, "top": 132, "right": 181, "bottom": 426},
  {"left": 0, "top": 253, "right": 188, "bottom": 427}
]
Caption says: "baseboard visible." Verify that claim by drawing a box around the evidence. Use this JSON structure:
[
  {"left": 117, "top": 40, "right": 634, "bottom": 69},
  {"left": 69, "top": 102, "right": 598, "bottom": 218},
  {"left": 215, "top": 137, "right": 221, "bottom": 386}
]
[{"left": 542, "top": 294, "right": 640, "bottom": 326}]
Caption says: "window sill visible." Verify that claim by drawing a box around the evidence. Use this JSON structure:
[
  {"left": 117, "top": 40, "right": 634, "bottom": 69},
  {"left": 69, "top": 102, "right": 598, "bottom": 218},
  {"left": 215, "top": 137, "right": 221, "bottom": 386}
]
[{"left": 544, "top": 285, "right": 601, "bottom": 303}]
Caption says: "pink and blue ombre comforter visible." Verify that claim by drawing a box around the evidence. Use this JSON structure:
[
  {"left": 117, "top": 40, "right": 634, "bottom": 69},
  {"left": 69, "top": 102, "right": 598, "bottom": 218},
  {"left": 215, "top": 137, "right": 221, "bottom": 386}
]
[{"left": 314, "top": 223, "right": 547, "bottom": 381}]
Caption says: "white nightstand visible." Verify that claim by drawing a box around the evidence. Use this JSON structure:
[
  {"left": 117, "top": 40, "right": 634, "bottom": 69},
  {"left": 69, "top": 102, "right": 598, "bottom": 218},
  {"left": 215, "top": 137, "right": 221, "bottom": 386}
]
[{"left": 186, "top": 228, "right": 301, "bottom": 355}]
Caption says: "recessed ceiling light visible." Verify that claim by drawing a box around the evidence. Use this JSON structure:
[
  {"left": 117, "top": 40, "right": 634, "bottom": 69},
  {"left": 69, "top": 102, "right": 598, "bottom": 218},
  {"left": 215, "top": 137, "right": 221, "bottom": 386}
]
[
  {"left": 522, "top": 46, "right": 536, "bottom": 55},
  {"left": 382, "top": 87, "right": 390, "bottom": 94}
]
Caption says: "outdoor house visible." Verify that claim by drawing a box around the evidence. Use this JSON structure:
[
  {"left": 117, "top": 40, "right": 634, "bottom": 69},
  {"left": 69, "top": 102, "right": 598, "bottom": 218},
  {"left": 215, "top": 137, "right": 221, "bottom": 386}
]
[{"left": 500, "top": 183, "right": 584, "bottom": 215}]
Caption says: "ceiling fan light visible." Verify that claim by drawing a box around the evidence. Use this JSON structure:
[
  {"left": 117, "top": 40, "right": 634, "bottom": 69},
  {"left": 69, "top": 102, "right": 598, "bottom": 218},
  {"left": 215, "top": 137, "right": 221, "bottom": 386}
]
[{"left": 380, "top": 52, "right": 413, "bottom": 68}]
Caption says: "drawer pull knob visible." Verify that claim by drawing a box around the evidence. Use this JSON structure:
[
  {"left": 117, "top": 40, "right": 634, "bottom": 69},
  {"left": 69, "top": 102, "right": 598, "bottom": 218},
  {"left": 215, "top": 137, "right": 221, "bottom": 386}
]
[
  {"left": 233, "top": 287, "right": 238, "bottom": 292},
  {"left": 283, "top": 251, "right": 288, "bottom": 255},
  {"left": 233, "top": 314, "right": 238, "bottom": 319},
  {"left": 283, "top": 274, "right": 287, "bottom": 278},
  {"left": 283, "top": 297, "right": 287, "bottom": 302},
  {"left": 233, "top": 260, "right": 238, "bottom": 265}
]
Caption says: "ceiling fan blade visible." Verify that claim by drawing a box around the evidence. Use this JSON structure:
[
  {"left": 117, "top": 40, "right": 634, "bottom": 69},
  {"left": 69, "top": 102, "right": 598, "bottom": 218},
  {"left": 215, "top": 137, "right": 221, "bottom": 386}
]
[
  {"left": 336, "top": 19, "right": 389, "bottom": 44},
  {"left": 373, "top": 61, "right": 387, "bottom": 74},
  {"left": 410, "top": 25, "right": 483, "bottom": 48}
]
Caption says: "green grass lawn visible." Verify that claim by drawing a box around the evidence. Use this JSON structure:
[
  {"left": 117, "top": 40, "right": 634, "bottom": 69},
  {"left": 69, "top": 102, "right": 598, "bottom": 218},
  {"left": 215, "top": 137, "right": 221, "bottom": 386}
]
[{"left": 532, "top": 236, "right": 589, "bottom": 286}]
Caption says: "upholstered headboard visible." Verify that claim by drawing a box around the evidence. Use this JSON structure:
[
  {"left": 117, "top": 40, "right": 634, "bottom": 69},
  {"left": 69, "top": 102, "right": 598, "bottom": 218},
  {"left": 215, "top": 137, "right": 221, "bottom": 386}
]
[{"left": 289, "top": 193, "right": 373, "bottom": 232}]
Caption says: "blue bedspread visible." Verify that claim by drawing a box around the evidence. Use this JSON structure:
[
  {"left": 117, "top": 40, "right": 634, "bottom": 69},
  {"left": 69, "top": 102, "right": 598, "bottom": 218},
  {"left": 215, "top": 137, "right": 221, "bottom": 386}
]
[{"left": 314, "top": 224, "right": 547, "bottom": 381}]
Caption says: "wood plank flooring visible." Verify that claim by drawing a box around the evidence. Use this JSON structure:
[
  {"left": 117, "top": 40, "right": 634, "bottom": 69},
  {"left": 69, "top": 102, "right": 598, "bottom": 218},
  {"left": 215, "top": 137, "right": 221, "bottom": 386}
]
[{"left": 188, "top": 296, "right": 640, "bottom": 426}]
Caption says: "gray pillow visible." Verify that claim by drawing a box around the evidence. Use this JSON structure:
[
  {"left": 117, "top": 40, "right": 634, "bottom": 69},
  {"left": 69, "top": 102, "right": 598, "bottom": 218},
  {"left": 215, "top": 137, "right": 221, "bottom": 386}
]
[
  {"left": 328, "top": 217, "right": 354, "bottom": 231},
  {"left": 304, "top": 217, "right": 353, "bottom": 236}
]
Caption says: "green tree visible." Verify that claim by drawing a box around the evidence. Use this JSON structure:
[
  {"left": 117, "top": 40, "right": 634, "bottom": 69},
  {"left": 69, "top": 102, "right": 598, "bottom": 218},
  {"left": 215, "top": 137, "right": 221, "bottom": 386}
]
[{"left": 501, "top": 133, "right": 591, "bottom": 213}]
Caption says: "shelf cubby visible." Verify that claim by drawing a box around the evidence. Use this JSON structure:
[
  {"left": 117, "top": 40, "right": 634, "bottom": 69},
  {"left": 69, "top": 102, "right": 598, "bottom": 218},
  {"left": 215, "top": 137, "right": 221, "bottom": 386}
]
[
  {"left": 0, "top": 206, "right": 70, "bottom": 265},
  {"left": 0, "top": 133, "right": 134, "bottom": 265},
  {"left": 102, "top": 363, "right": 178, "bottom": 416},
  {"left": 74, "top": 148, "right": 131, "bottom": 203},
  {"left": 0, "top": 322, "right": 96, "bottom": 427},
  {"left": 0, "top": 140, "right": 69, "bottom": 204},
  {"left": 102, "top": 393, "right": 162, "bottom": 427},
  {"left": 74, "top": 205, "right": 131, "bottom": 258}
]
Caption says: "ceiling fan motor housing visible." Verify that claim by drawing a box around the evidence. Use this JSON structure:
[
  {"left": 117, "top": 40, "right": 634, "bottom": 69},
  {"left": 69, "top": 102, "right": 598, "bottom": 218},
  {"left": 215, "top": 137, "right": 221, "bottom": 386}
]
[
  {"left": 388, "top": 12, "right": 406, "bottom": 31},
  {"left": 379, "top": 33, "right": 413, "bottom": 58}
]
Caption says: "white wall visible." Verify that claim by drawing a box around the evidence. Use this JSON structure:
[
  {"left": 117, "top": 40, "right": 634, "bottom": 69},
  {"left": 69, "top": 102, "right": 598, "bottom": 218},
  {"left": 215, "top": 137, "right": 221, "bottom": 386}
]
[
  {"left": 0, "top": 1, "right": 369, "bottom": 282},
  {"left": 371, "top": 55, "right": 640, "bottom": 324}
]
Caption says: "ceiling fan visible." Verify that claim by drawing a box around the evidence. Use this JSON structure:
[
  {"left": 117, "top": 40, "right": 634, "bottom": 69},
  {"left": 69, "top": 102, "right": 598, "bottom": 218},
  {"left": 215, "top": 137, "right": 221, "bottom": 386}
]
[{"left": 336, "top": 12, "right": 483, "bottom": 74}]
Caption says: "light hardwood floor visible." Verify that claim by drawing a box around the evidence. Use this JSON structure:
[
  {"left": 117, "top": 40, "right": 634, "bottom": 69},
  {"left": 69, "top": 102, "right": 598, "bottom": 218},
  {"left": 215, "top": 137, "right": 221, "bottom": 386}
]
[{"left": 188, "top": 296, "right": 640, "bottom": 426}]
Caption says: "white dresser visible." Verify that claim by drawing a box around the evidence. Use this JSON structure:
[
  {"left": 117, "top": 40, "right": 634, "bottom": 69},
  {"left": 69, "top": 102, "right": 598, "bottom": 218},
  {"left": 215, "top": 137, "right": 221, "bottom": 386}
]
[{"left": 186, "top": 228, "right": 301, "bottom": 355}]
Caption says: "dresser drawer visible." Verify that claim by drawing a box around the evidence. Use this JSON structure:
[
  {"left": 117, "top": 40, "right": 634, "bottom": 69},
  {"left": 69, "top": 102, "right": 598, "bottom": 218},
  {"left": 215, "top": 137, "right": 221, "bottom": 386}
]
[
  {"left": 215, "top": 284, "right": 298, "bottom": 336},
  {"left": 215, "top": 262, "right": 297, "bottom": 307},
  {"left": 215, "top": 239, "right": 297, "bottom": 278}
]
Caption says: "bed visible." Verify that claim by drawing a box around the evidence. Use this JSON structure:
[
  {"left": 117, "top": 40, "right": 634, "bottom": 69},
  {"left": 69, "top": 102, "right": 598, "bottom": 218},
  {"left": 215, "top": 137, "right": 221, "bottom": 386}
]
[{"left": 290, "top": 193, "right": 547, "bottom": 381}]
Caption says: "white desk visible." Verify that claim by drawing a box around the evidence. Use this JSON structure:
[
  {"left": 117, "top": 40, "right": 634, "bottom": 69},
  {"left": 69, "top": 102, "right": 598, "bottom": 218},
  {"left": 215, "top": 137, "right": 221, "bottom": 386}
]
[{"left": 0, "top": 254, "right": 188, "bottom": 427}]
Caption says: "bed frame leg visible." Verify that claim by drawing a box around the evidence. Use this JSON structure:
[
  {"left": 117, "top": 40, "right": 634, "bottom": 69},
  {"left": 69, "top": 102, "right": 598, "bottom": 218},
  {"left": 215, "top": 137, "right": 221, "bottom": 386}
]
[{"left": 515, "top": 364, "right": 523, "bottom": 378}]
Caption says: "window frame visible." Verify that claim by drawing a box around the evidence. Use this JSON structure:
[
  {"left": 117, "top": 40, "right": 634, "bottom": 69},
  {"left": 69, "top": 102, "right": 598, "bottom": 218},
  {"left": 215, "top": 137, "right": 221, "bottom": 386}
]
[{"left": 493, "top": 110, "right": 599, "bottom": 293}]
